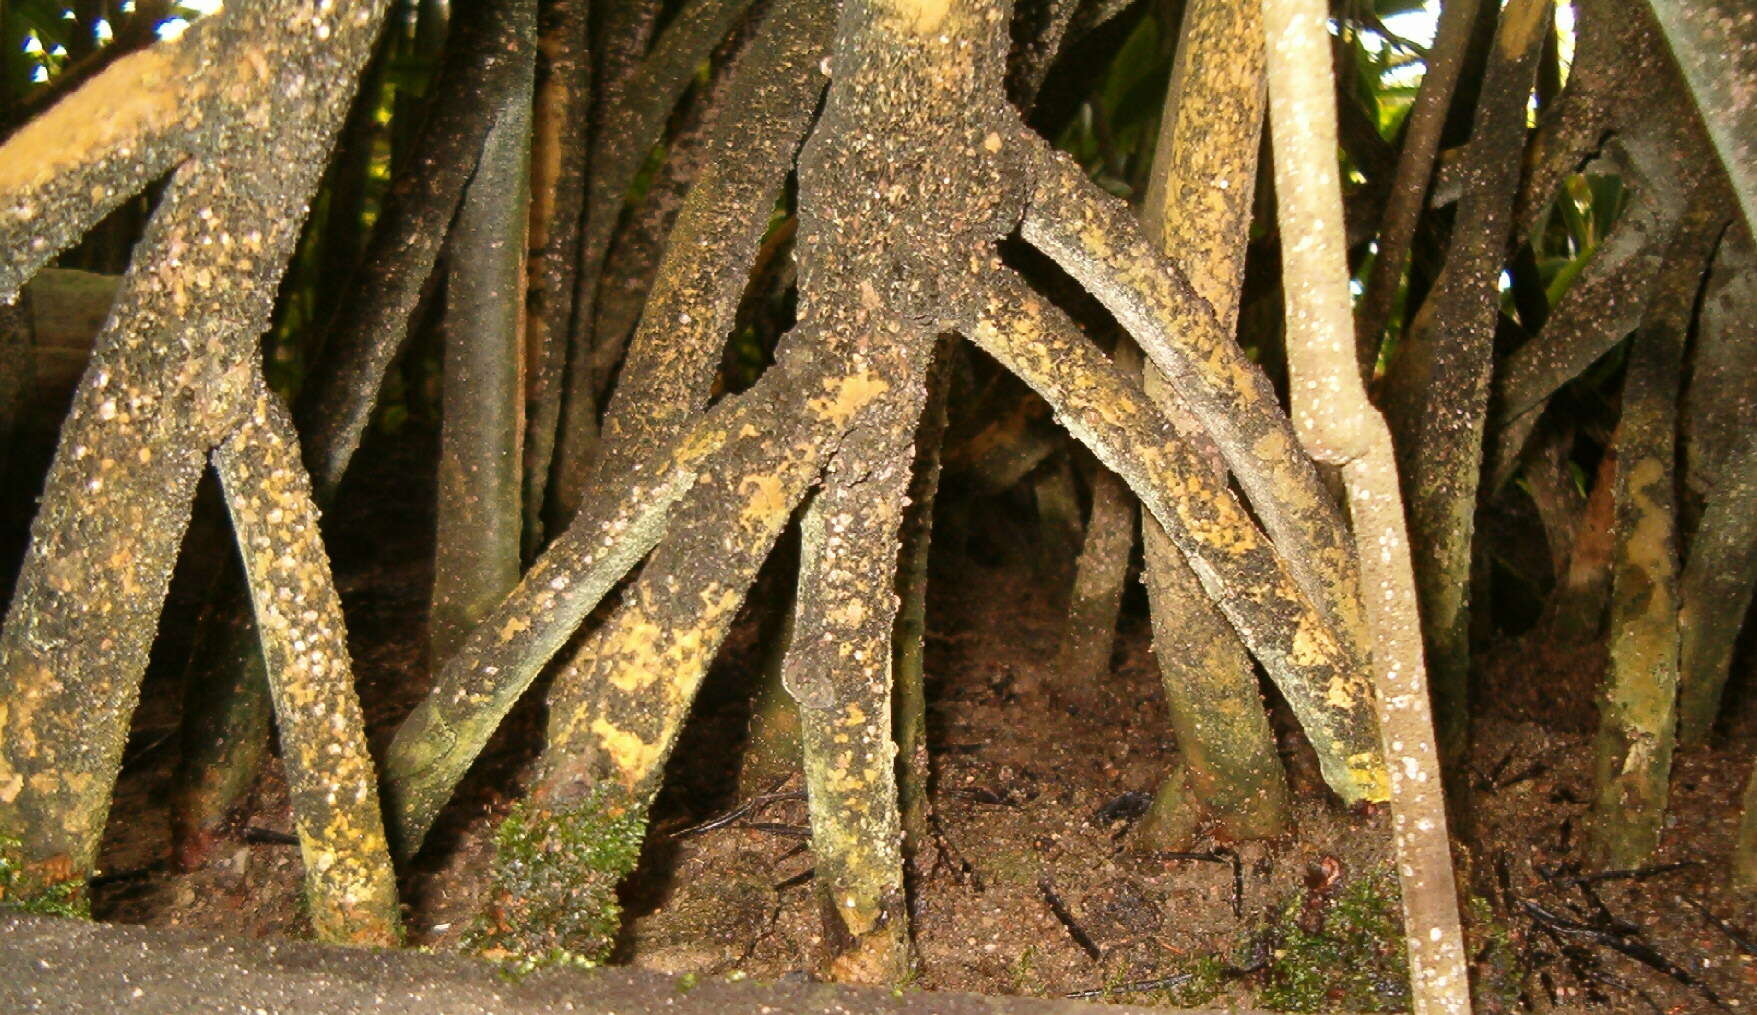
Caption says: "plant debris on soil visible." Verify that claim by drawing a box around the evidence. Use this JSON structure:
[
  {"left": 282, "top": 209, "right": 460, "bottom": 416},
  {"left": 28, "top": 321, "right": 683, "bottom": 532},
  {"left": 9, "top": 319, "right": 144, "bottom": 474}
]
[{"left": 88, "top": 426, "right": 1757, "bottom": 1013}]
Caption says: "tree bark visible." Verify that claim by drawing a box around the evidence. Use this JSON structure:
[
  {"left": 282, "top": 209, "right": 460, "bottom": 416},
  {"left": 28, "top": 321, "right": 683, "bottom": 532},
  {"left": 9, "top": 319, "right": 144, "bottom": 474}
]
[
  {"left": 1379, "top": 0, "right": 1552, "bottom": 762},
  {"left": 1643, "top": 0, "right": 1757, "bottom": 237},
  {"left": 1589, "top": 193, "right": 1721, "bottom": 866},
  {"left": 431, "top": 0, "right": 536, "bottom": 664},
  {"left": 1134, "top": 0, "right": 1289, "bottom": 844},
  {"left": 214, "top": 370, "right": 400, "bottom": 946},
  {"left": 0, "top": 0, "right": 391, "bottom": 928},
  {"left": 1260, "top": 0, "right": 1471, "bottom": 1009}
]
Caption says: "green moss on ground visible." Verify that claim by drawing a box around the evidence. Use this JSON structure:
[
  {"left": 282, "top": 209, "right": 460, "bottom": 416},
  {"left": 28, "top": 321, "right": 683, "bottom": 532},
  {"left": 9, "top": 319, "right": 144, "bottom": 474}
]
[
  {"left": 0, "top": 836, "right": 88, "bottom": 919},
  {"left": 1466, "top": 893, "right": 1526, "bottom": 1010},
  {"left": 1259, "top": 866, "right": 1411, "bottom": 1012},
  {"left": 467, "top": 785, "right": 647, "bottom": 968}
]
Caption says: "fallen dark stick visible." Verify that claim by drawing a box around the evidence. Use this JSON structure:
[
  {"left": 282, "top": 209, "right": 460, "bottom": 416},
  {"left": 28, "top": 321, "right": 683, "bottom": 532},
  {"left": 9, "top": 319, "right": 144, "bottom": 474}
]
[
  {"left": 1492, "top": 761, "right": 1548, "bottom": 790},
  {"left": 1540, "top": 860, "right": 1697, "bottom": 887},
  {"left": 1065, "top": 972, "right": 1192, "bottom": 1000},
  {"left": 1138, "top": 849, "right": 1241, "bottom": 917},
  {"left": 667, "top": 782, "right": 802, "bottom": 839},
  {"left": 1683, "top": 895, "right": 1757, "bottom": 957},
  {"left": 1038, "top": 877, "right": 1102, "bottom": 962},
  {"left": 1519, "top": 897, "right": 1730, "bottom": 1011},
  {"left": 744, "top": 822, "right": 810, "bottom": 839}
]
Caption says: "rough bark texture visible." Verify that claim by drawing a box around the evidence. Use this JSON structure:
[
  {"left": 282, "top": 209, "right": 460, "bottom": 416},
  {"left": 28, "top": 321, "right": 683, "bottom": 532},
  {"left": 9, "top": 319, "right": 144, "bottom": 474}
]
[
  {"left": 172, "top": 9, "right": 545, "bottom": 845},
  {"left": 521, "top": 0, "right": 593, "bottom": 553},
  {"left": 1021, "top": 146, "right": 1369, "bottom": 663},
  {"left": 431, "top": 0, "right": 536, "bottom": 663},
  {"left": 1137, "top": 514, "right": 1290, "bottom": 845},
  {"left": 1588, "top": 196, "right": 1720, "bottom": 866},
  {"left": 214, "top": 372, "right": 399, "bottom": 946},
  {"left": 0, "top": 0, "right": 389, "bottom": 909},
  {"left": 1488, "top": 184, "right": 1675, "bottom": 490},
  {"left": 589, "top": 0, "right": 832, "bottom": 490},
  {"left": 482, "top": 356, "right": 854, "bottom": 961},
  {"left": 549, "top": 0, "right": 757, "bottom": 525},
  {"left": 1683, "top": 239, "right": 1757, "bottom": 511},
  {"left": 1135, "top": 0, "right": 1289, "bottom": 844},
  {"left": 380, "top": 379, "right": 783, "bottom": 855},
  {"left": 1055, "top": 432, "right": 1136, "bottom": 705},
  {"left": 1644, "top": 0, "right": 1757, "bottom": 236},
  {"left": 1260, "top": 0, "right": 1471, "bottom": 1010},
  {"left": 294, "top": 0, "right": 534, "bottom": 498},
  {"left": 1379, "top": 0, "right": 1551, "bottom": 761},
  {"left": 579, "top": 50, "right": 730, "bottom": 423},
  {"left": 1677, "top": 426, "right": 1757, "bottom": 747},
  {"left": 0, "top": 9, "right": 247, "bottom": 301},
  {"left": 968, "top": 275, "right": 1385, "bottom": 805},
  {"left": 894, "top": 343, "right": 952, "bottom": 860},
  {"left": 794, "top": 356, "right": 932, "bottom": 982},
  {"left": 1493, "top": 0, "right": 1719, "bottom": 491}
]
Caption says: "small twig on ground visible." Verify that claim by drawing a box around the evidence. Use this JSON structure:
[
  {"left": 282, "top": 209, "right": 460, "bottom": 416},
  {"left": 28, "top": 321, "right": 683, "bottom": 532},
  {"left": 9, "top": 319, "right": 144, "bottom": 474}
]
[
  {"left": 1139, "top": 848, "right": 1242, "bottom": 916},
  {"left": 1519, "top": 897, "right": 1731, "bottom": 1011},
  {"left": 1492, "top": 761, "right": 1549, "bottom": 790},
  {"left": 1038, "top": 876, "right": 1102, "bottom": 961},
  {"left": 1065, "top": 971, "right": 1193, "bottom": 1000},
  {"left": 929, "top": 811, "right": 982, "bottom": 890},
  {"left": 1538, "top": 860, "right": 1698, "bottom": 886},
  {"left": 1683, "top": 895, "right": 1757, "bottom": 956},
  {"left": 773, "top": 867, "right": 813, "bottom": 892},
  {"left": 743, "top": 822, "right": 809, "bottom": 839},
  {"left": 666, "top": 784, "right": 804, "bottom": 839}
]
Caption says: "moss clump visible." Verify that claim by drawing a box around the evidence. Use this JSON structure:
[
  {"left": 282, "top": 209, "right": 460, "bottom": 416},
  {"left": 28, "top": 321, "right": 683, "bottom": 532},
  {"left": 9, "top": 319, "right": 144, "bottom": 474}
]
[
  {"left": 0, "top": 836, "right": 89, "bottom": 919},
  {"left": 1008, "top": 946, "right": 1047, "bottom": 997},
  {"left": 467, "top": 785, "right": 648, "bottom": 967},
  {"left": 1466, "top": 894, "right": 1525, "bottom": 1011},
  {"left": 1161, "top": 953, "right": 1226, "bottom": 1007},
  {"left": 1260, "top": 866, "right": 1410, "bottom": 1012}
]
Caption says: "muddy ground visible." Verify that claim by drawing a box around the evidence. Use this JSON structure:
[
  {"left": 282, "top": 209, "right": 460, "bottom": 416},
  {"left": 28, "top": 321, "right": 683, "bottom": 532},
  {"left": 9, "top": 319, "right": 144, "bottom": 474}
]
[{"left": 86, "top": 426, "right": 1757, "bottom": 1014}]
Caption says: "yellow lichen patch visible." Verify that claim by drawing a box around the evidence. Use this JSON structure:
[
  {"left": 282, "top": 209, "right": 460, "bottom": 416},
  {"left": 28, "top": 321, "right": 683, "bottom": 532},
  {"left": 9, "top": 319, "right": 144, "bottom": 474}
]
[
  {"left": 831, "top": 598, "right": 868, "bottom": 628},
  {"left": 808, "top": 371, "right": 889, "bottom": 427},
  {"left": 1252, "top": 427, "right": 1290, "bottom": 463},
  {"left": 1079, "top": 223, "right": 1113, "bottom": 260},
  {"left": 592, "top": 720, "right": 663, "bottom": 781},
  {"left": 0, "top": 42, "right": 191, "bottom": 195},
  {"left": 1290, "top": 619, "right": 1331, "bottom": 668},
  {"left": 882, "top": 0, "right": 950, "bottom": 33},
  {"left": 738, "top": 473, "right": 789, "bottom": 527},
  {"left": 1347, "top": 751, "right": 1391, "bottom": 803},
  {"left": 702, "top": 587, "right": 741, "bottom": 621},
  {"left": 1325, "top": 673, "right": 1357, "bottom": 710},
  {"left": 678, "top": 423, "right": 730, "bottom": 466},
  {"left": 606, "top": 617, "right": 665, "bottom": 694},
  {"left": 497, "top": 615, "right": 530, "bottom": 642}
]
